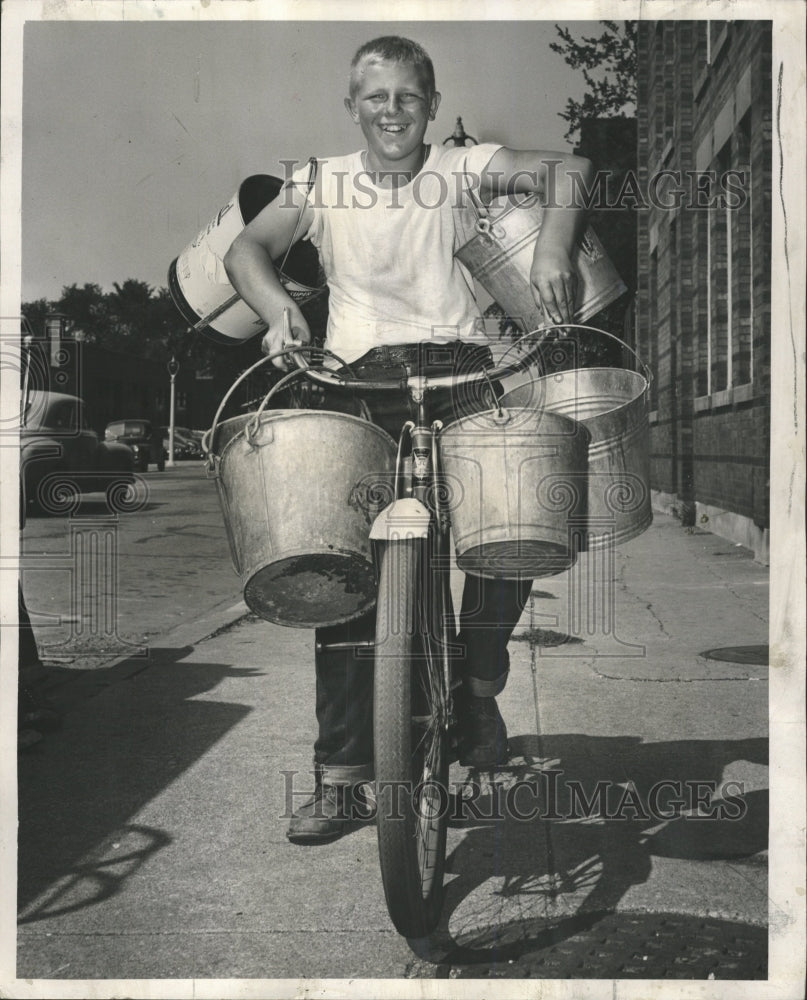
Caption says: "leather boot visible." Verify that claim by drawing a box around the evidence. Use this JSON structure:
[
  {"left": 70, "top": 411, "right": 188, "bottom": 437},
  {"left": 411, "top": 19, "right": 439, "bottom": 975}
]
[
  {"left": 457, "top": 691, "right": 510, "bottom": 768},
  {"left": 286, "top": 776, "right": 353, "bottom": 844}
]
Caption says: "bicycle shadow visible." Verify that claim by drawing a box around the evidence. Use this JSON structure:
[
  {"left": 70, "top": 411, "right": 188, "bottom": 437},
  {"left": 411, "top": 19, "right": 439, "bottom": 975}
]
[
  {"left": 415, "top": 733, "right": 768, "bottom": 968},
  {"left": 17, "top": 648, "right": 260, "bottom": 920}
]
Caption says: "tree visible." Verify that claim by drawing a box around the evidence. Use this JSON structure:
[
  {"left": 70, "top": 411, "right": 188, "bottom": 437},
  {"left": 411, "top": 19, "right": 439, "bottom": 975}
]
[
  {"left": 550, "top": 20, "right": 637, "bottom": 143},
  {"left": 20, "top": 299, "right": 52, "bottom": 339},
  {"left": 55, "top": 283, "right": 112, "bottom": 342}
]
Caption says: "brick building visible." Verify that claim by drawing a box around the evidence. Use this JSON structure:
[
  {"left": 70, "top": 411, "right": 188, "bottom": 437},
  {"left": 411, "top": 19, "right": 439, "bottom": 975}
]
[
  {"left": 635, "top": 20, "right": 771, "bottom": 561},
  {"left": 574, "top": 115, "right": 638, "bottom": 334}
]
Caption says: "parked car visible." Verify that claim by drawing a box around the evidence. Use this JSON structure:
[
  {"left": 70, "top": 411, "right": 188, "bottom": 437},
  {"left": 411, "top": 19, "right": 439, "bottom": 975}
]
[
  {"left": 104, "top": 419, "right": 165, "bottom": 472},
  {"left": 20, "top": 391, "right": 135, "bottom": 513},
  {"left": 158, "top": 426, "right": 203, "bottom": 460}
]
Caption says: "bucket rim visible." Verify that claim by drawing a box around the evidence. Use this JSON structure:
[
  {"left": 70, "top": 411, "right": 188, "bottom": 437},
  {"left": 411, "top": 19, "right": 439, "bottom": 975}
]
[
  {"left": 211, "top": 407, "right": 398, "bottom": 460},
  {"left": 440, "top": 404, "right": 585, "bottom": 438},
  {"left": 500, "top": 366, "right": 650, "bottom": 421}
]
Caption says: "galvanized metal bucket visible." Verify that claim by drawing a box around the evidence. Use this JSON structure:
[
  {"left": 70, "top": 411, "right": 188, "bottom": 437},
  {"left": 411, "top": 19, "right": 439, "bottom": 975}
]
[
  {"left": 500, "top": 331, "right": 653, "bottom": 551},
  {"left": 168, "top": 164, "right": 325, "bottom": 346},
  {"left": 203, "top": 360, "right": 396, "bottom": 628},
  {"left": 440, "top": 407, "right": 591, "bottom": 579},
  {"left": 454, "top": 192, "right": 626, "bottom": 334}
]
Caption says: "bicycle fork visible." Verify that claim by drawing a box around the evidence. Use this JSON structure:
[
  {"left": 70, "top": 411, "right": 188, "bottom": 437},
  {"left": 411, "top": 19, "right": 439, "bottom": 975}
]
[{"left": 368, "top": 413, "right": 456, "bottom": 726}]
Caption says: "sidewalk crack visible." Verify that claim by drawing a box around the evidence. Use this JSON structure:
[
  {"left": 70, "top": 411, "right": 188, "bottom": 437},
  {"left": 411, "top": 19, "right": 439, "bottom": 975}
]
[
  {"left": 588, "top": 662, "right": 764, "bottom": 683},
  {"left": 645, "top": 600, "right": 671, "bottom": 637}
]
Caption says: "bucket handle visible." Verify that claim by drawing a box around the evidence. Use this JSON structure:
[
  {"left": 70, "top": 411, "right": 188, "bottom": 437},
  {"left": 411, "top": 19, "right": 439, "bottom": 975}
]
[
  {"left": 242, "top": 325, "right": 358, "bottom": 446},
  {"left": 202, "top": 350, "right": 287, "bottom": 469},
  {"left": 460, "top": 164, "right": 540, "bottom": 234},
  {"left": 276, "top": 157, "right": 318, "bottom": 279},
  {"left": 244, "top": 365, "right": 314, "bottom": 447},
  {"left": 202, "top": 337, "right": 355, "bottom": 468},
  {"left": 509, "top": 323, "right": 653, "bottom": 386}
]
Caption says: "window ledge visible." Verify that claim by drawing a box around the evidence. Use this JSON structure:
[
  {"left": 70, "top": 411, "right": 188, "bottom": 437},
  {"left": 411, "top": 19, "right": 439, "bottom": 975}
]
[{"left": 694, "top": 383, "right": 754, "bottom": 412}]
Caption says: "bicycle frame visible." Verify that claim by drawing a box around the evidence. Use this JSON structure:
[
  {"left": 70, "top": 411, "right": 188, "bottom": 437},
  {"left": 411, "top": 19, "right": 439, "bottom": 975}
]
[{"left": 367, "top": 378, "right": 458, "bottom": 730}]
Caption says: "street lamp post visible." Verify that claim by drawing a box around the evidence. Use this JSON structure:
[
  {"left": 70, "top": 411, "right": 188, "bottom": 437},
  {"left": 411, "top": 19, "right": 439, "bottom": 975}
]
[
  {"left": 443, "top": 116, "right": 478, "bottom": 148},
  {"left": 167, "top": 356, "right": 179, "bottom": 468}
]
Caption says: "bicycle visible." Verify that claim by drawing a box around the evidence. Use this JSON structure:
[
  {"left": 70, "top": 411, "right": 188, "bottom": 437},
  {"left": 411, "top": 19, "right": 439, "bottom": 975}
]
[
  {"left": 285, "top": 338, "right": 530, "bottom": 939},
  {"left": 204, "top": 320, "right": 642, "bottom": 939}
]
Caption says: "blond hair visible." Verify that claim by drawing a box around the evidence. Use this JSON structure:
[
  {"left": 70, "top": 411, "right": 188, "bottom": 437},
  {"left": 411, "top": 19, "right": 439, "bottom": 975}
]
[{"left": 349, "top": 36, "right": 436, "bottom": 98}]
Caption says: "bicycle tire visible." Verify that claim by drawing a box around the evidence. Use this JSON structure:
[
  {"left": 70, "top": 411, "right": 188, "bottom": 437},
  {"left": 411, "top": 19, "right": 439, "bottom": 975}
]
[{"left": 374, "top": 536, "right": 450, "bottom": 938}]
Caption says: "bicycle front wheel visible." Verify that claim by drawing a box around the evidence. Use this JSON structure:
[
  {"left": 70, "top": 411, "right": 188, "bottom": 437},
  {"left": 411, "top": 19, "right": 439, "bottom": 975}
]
[{"left": 374, "top": 536, "right": 450, "bottom": 938}]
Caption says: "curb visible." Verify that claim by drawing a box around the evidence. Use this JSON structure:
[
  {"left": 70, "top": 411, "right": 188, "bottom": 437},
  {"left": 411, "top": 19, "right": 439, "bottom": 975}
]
[{"left": 36, "top": 597, "right": 251, "bottom": 710}]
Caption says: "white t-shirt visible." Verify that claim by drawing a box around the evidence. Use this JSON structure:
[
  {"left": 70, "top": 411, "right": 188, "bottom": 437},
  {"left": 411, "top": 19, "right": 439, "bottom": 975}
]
[{"left": 293, "top": 142, "right": 501, "bottom": 365}]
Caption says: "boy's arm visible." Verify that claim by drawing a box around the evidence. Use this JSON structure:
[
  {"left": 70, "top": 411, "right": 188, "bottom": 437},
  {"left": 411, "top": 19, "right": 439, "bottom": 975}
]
[
  {"left": 480, "top": 148, "right": 594, "bottom": 326},
  {"left": 223, "top": 180, "right": 316, "bottom": 363}
]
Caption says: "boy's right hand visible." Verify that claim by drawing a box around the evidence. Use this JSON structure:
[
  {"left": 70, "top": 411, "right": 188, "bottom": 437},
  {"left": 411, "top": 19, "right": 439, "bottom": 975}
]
[{"left": 261, "top": 303, "right": 312, "bottom": 369}]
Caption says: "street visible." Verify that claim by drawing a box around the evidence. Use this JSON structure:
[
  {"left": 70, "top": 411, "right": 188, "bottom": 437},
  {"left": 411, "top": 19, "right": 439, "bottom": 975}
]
[
  {"left": 16, "top": 472, "right": 772, "bottom": 985},
  {"left": 21, "top": 463, "right": 239, "bottom": 664}
]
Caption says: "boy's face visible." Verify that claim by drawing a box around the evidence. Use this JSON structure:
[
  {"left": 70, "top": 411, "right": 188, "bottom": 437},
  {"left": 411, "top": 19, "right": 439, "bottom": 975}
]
[{"left": 345, "top": 58, "right": 441, "bottom": 171}]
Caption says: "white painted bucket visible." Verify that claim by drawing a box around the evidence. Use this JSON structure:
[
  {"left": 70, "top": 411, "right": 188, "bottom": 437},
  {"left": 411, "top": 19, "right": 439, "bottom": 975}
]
[{"left": 168, "top": 169, "right": 325, "bottom": 345}]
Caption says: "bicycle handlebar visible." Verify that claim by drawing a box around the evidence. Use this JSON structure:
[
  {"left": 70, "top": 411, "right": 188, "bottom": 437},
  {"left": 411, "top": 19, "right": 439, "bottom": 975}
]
[
  {"left": 285, "top": 301, "right": 529, "bottom": 391},
  {"left": 288, "top": 321, "right": 650, "bottom": 393}
]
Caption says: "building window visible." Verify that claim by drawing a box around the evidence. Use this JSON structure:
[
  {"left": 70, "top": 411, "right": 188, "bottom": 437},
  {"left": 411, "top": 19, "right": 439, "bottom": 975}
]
[
  {"left": 663, "top": 24, "right": 675, "bottom": 149},
  {"left": 694, "top": 206, "right": 710, "bottom": 398},
  {"left": 653, "top": 23, "right": 665, "bottom": 162},
  {"left": 649, "top": 248, "right": 659, "bottom": 411},
  {"left": 709, "top": 21, "right": 730, "bottom": 62},
  {"left": 708, "top": 142, "right": 731, "bottom": 394},
  {"left": 704, "top": 123, "right": 753, "bottom": 397},
  {"left": 732, "top": 110, "right": 753, "bottom": 385}
]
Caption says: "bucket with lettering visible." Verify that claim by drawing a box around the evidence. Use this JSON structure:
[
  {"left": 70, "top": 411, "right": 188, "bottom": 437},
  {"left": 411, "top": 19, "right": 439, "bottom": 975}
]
[
  {"left": 168, "top": 163, "right": 325, "bottom": 345},
  {"left": 454, "top": 191, "right": 627, "bottom": 334}
]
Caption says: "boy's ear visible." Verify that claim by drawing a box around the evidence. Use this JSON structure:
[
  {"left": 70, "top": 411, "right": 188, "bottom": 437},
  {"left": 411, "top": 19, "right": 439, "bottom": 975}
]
[
  {"left": 429, "top": 91, "right": 442, "bottom": 121},
  {"left": 344, "top": 96, "right": 359, "bottom": 123}
]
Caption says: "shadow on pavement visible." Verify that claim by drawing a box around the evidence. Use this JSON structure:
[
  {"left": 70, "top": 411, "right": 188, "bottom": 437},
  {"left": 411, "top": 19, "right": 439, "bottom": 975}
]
[
  {"left": 17, "top": 649, "right": 259, "bottom": 919},
  {"left": 438, "top": 910, "right": 768, "bottom": 979},
  {"left": 25, "top": 499, "right": 165, "bottom": 519},
  {"left": 414, "top": 733, "right": 768, "bottom": 978}
]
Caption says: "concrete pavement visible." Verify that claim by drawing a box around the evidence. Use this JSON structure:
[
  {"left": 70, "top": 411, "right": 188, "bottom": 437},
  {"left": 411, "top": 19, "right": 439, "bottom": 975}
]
[{"left": 14, "top": 511, "right": 775, "bottom": 988}]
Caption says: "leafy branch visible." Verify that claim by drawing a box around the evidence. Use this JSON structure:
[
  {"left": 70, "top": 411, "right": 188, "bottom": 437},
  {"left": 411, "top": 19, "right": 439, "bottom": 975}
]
[{"left": 550, "top": 20, "right": 637, "bottom": 142}]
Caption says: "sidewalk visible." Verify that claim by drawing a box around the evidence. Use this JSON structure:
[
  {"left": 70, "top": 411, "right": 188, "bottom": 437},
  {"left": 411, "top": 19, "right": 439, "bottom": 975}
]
[{"left": 14, "top": 512, "right": 771, "bottom": 985}]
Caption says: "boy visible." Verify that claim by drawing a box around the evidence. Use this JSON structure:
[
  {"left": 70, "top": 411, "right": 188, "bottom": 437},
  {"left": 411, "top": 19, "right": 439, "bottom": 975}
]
[{"left": 224, "top": 36, "right": 592, "bottom": 842}]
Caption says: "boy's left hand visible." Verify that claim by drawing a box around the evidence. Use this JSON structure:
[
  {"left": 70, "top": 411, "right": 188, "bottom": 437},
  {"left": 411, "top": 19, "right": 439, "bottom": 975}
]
[{"left": 530, "top": 246, "right": 578, "bottom": 326}]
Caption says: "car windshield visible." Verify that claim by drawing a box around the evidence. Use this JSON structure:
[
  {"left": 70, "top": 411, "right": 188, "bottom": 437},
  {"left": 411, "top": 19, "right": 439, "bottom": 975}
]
[{"left": 108, "top": 421, "right": 150, "bottom": 437}]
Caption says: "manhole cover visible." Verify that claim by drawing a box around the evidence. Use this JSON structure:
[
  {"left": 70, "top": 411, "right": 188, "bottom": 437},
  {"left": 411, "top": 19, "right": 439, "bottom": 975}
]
[
  {"left": 445, "top": 911, "right": 767, "bottom": 979},
  {"left": 701, "top": 645, "right": 769, "bottom": 665},
  {"left": 511, "top": 628, "right": 582, "bottom": 647}
]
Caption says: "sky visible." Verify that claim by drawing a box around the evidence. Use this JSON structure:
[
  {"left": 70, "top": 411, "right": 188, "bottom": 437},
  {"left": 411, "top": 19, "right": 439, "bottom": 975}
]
[{"left": 17, "top": 15, "right": 601, "bottom": 304}]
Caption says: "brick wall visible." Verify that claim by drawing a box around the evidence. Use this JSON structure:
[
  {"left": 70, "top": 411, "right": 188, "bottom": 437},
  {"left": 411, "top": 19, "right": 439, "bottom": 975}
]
[{"left": 637, "top": 20, "right": 771, "bottom": 528}]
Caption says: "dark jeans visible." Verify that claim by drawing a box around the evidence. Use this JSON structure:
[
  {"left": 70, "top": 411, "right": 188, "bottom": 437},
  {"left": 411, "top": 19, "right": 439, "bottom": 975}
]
[{"left": 313, "top": 342, "right": 533, "bottom": 781}]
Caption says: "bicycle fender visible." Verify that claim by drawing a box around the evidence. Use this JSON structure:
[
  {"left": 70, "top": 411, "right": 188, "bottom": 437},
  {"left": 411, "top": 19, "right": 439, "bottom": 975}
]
[{"left": 369, "top": 498, "right": 431, "bottom": 541}]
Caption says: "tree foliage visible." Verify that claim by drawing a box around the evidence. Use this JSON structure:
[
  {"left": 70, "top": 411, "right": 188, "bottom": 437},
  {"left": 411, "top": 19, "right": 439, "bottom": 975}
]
[
  {"left": 20, "top": 277, "right": 330, "bottom": 384},
  {"left": 22, "top": 280, "right": 232, "bottom": 375},
  {"left": 550, "top": 20, "right": 637, "bottom": 142}
]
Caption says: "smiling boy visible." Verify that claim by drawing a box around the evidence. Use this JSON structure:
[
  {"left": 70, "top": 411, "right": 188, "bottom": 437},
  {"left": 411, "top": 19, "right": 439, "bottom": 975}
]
[{"left": 225, "top": 36, "right": 593, "bottom": 843}]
